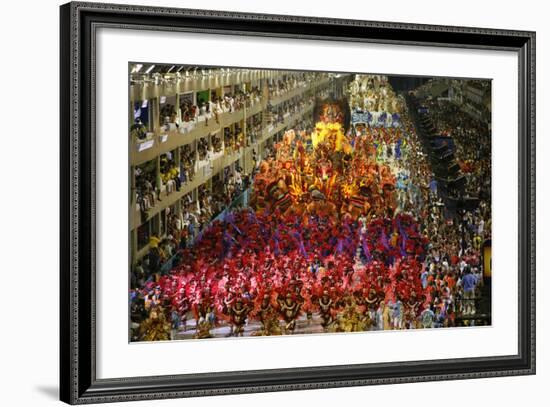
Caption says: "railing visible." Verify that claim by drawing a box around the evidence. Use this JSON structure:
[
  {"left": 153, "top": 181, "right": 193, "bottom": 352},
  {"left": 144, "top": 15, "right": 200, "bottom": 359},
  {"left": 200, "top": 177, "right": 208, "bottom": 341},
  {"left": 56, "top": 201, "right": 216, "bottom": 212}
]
[{"left": 131, "top": 81, "right": 324, "bottom": 166}]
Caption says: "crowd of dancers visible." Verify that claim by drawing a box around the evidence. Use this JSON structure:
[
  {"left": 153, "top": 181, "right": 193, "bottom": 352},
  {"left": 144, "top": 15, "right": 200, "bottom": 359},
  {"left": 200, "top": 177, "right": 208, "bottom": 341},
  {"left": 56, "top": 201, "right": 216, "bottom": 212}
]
[{"left": 130, "top": 75, "right": 491, "bottom": 341}]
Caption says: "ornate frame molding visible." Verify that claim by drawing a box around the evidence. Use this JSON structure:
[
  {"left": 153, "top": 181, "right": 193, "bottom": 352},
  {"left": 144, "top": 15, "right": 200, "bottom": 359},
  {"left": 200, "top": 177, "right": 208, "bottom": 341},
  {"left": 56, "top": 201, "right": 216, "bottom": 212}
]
[{"left": 60, "top": 2, "right": 535, "bottom": 404}]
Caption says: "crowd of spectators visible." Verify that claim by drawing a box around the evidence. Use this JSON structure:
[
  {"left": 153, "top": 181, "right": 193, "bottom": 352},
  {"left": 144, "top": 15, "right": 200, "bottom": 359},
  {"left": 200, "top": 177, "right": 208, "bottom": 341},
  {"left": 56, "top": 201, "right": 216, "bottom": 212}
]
[
  {"left": 401, "top": 94, "right": 491, "bottom": 321},
  {"left": 266, "top": 95, "right": 315, "bottom": 127},
  {"left": 179, "top": 145, "right": 196, "bottom": 185},
  {"left": 246, "top": 113, "right": 263, "bottom": 145},
  {"left": 197, "top": 137, "right": 209, "bottom": 161},
  {"left": 160, "top": 103, "right": 178, "bottom": 129},
  {"left": 130, "top": 118, "right": 148, "bottom": 141},
  {"left": 134, "top": 163, "right": 159, "bottom": 221},
  {"left": 223, "top": 123, "right": 245, "bottom": 155},
  {"left": 267, "top": 72, "right": 328, "bottom": 97},
  {"left": 158, "top": 153, "right": 179, "bottom": 194},
  {"left": 177, "top": 87, "right": 262, "bottom": 129},
  {"left": 424, "top": 99, "right": 491, "bottom": 203}
]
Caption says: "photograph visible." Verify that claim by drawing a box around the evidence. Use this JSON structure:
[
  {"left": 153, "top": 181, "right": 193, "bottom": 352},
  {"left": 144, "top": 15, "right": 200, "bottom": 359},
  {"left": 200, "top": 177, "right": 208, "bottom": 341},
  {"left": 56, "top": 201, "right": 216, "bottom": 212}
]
[
  {"left": 128, "top": 65, "right": 492, "bottom": 342},
  {"left": 55, "top": 2, "right": 536, "bottom": 404}
]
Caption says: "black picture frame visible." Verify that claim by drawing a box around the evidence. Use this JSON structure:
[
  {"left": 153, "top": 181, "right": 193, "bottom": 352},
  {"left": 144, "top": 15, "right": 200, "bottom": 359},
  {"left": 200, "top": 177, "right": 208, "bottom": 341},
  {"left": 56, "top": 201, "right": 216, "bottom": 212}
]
[{"left": 60, "top": 2, "right": 536, "bottom": 404}]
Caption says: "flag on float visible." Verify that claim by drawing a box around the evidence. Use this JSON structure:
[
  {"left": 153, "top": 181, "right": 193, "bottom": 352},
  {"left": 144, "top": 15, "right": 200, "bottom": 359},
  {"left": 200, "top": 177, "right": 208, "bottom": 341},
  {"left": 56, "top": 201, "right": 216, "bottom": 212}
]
[
  {"left": 380, "top": 229, "right": 390, "bottom": 250},
  {"left": 291, "top": 231, "right": 308, "bottom": 258},
  {"left": 395, "top": 139, "right": 402, "bottom": 159},
  {"left": 222, "top": 229, "right": 234, "bottom": 259},
  {"left": 361, "top": 234, "right": 372, "bottom": 263},
  {"left": 366, "top": 111, "right": 373, "bottom": 123},
  {"left": 335, "top": 238, "right": 344, "bottom": 255},
  {"left": 396, "top": 217, "right": 408, "bottom": 256},
  {"left": 273, "top": 228, "right": 281, "bottom": 255},
  {"left": 392, "top": 113, "right": 400, "bottom": 127},
  {"left": 224, "top": 212, "right": 242, "bottom": 235}
]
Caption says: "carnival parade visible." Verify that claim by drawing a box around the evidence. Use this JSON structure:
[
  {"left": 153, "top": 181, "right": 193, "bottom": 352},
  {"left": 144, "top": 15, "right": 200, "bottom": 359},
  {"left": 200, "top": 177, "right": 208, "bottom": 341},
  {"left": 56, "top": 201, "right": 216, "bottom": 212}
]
[{"left": 129, "top": 71, "right": 492, "bottom": 341}]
